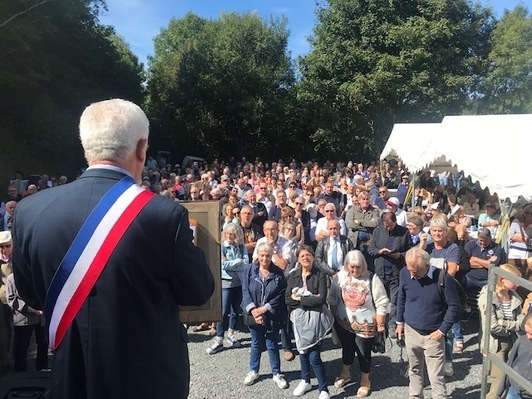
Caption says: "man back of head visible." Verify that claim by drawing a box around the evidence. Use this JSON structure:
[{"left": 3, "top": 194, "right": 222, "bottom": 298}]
[{"left": 80, "top": 99, "right": 149, "bottom": 182}]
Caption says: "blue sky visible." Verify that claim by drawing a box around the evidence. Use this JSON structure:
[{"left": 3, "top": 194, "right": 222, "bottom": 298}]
[{"left": 99, "top": 0, "right": 530, "bottom": 66}]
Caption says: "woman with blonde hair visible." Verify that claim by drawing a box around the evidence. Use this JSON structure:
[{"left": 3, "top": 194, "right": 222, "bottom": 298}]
[
  {"left": 478, "top": 263, "right": 525, "bottom": 399},
  {"left": 279, "top": 206, "right": 304, "bottom": 245},
  {"left": 206, "top": 223, "right": 248, "bottom": 355},
  {"left": 328, "top": 250, "right": 389, "bottom": 397}
]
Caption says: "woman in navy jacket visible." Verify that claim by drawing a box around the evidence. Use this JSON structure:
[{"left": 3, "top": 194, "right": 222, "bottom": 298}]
[{"left": 241, "top": 242, "right": 288, "bottom": 389}]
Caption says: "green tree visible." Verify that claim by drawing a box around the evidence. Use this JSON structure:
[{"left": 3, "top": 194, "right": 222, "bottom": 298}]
[
  {"left": 146, "top": 12, "right": 296, "bottom": 160},
  {"left": 297, "top": 0, "right": 494, "bottom": 161},
  {"left": 473, "top": 5, "right": 532, "bottom": 113},
  {"left": 0, "top": 0, "right": 144, "bottom": 181}
]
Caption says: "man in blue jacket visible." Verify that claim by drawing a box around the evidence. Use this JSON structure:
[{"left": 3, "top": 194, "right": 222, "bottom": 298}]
[{"left": 396, "top": 247, "right": 461, "bottom": 399}]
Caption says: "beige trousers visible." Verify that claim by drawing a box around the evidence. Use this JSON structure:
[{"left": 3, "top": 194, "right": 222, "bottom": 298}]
[{"left": 405, "top": 323, "right": 447, "bottom": 399}]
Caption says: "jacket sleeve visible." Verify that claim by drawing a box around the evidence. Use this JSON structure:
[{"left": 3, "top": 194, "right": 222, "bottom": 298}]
[
  {"left": 361, "top": 209, "right": 380, "bottom": 229},
  {"left": 264, "top": 273, "right": 286, "bottom": 315},
  {"left": 371, "top": 275, "right": 390, "bottom": 316},
  {"left": 241, "top": 264, "right": 256, "bottom": 313},
  {"left": 345, "top": 208, "right": 357, "bottom": 230},
  {"left": 7, "top": 273, "right": 27, "bottom": 314},
  {"left": 396, "top": 270, "right": 406, "bottom": 324},
  {"left": 368, "top": 230, "right": 380, "bottom": 255},
  {"left": 439, "top": 273, "right": 462, "bottom": 334},
  {"left": 315, "top": 240, "right": 325, "bottom": 264},
  {"left": 285, "top": 273, "right": 298, "bottom": 308}
]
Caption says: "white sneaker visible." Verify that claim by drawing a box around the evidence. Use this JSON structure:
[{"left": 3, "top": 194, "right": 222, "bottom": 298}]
[
  {"left": 206, "top": 339, "right": 223, "bottom": 355},
  {"left": 318, "top": 391, "right": 330, "bottom": 399},
  {"left": 293, "top": 379, "right": 312, "bottom": 396},
  {"left": 226, "top": 335, "right": 242, "bottom": 348},
  {"left": 273, "top": 373, "right": 288, "bottom": 389},
  {"left": 444, "top": 362, "right": 454, "bottom": 377},
  {"left": 244, "top": 371, "right": 258, "bottom": 386}
]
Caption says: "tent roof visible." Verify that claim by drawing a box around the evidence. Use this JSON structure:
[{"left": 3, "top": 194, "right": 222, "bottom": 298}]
[
  {"left": 380, "top": 114, "right": 532, "bottom": 203},
  {"left": 380, "top": 123, "right": 441, "bottom": 172}
]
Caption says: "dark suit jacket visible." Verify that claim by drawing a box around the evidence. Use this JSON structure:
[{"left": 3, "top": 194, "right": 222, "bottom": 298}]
[
  {"left": 368, "top": 224, "right": 413, "bottom": 279},
  {"left": 315, "top": 235, "right": 355, "bottom": 276},
  {"left": 12, "top": 168, "right": 214, "bottom": 399}
]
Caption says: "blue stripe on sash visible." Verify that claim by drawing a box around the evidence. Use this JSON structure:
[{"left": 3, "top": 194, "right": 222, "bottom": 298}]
[{"left": 45, "top": 176, "right": 136, "bottom": 324}]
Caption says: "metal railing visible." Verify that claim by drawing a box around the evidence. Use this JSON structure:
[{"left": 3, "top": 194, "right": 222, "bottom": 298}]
[{"left": 480, "top": 266, "right": 532, "bottom": 398}]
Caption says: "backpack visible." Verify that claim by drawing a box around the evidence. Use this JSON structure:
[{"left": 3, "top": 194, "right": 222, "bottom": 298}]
[{"left": 436, "top": 268, "right": 467, "bottom": 311}]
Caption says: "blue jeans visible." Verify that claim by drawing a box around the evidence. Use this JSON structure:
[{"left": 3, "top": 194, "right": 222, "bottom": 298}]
[
  {"left": 452, "top": 321, "right": 463, "bottom": 343},
  {"left": 249, "top": 325, "right": 281, "bottom": 375},
  {"left": 445, "top": 334, "right": 453, "bottom": 364},
  {"left": 216, "top": 286, "right": 242, "bottom": 338},
  {"left": 280, "top": 324, "right": 293, "bottom": 351},
  {"left": 299, "top": 343, "right": 328, "bottom": 392},
  {"left": 507, "top": 385, "right": 523, "bottom": 399}
]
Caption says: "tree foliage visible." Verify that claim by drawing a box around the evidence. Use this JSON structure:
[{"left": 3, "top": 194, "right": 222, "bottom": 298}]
[
  {"left": 0, "top": 0, "right": 144, "bottom": 181},
  {"left": 471, "top": 5, "right": 532, "bottom": 114},
  {"left": 146, "top": 12, "right": 298, "bottom": 160},
  {"left": 297, "top": 0, "right": 494, "bottom": 161}
]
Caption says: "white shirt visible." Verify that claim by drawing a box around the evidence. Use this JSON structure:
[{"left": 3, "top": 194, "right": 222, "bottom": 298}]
[{"left": 315, "top": 217, "right": 347, "bottom": 238}]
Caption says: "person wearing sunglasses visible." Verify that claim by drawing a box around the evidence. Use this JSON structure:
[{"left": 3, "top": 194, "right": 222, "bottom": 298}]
[{"left": 315, "top": 203, "right": 347, "bottom": 242}]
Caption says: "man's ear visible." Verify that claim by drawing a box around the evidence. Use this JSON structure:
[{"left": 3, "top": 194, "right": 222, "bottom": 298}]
[{"left": 136, "top": 139, "right": 147, "bottom": 164}]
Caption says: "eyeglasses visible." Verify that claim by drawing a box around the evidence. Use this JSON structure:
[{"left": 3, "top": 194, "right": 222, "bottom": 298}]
[
  {"left": 379, "top": 191, "right": 387, "bottom": 194},
  {"left": 233, "top": 211, "right": 240, "bottom": 215},
  {"left": 325, "top": 210, "right": 335, "bottom": 213},
  {"left": 0, "top": 244, "right": 12, "bottom": 249},
  {"left": 285, "top": 215, "right": 294, "bottom": 218},
  {"left": 289, "top": 185, "right": 296, "bottom": 188},
  {"left": 295, "top": 202, "right": 304, "bottom": 206}
]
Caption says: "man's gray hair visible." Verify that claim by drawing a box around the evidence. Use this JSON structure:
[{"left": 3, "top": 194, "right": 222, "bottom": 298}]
[
  {"left": 256, "top": 242, "right": 274, "bottom": 256},
  {"left": 405, "top": 247, "right": 431, "bottom": 268},
  {"left": 429, "top": 217, "right": 448, "bottom": 231},
  {"left": 80, "top": 99, "right": 149, "bottom": 163},
  {"left": 477, "top": 227, "right": 491, "bottom": 239}
]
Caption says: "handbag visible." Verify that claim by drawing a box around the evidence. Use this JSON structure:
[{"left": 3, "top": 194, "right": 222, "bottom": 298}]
[{"left": 371, "top": 329, "right": 389, "bottom": 354}]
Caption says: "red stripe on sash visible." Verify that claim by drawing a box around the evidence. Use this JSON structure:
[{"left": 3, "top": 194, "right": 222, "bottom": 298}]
[{"left": 53, "top": 190, "right": 154, "bottom": 348}]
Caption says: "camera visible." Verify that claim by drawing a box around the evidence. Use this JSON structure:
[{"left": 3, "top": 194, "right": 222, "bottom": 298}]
[{"left": 396, "top": 336, "right": 406, "bottom": 348}]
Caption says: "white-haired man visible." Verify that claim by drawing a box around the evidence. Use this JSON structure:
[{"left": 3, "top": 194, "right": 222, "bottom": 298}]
[
  {"left": 314, "top": 203, "right": 347, "bottom": 241},
  {"left": 12, "top": 99, "right": 214, "bottom": 399},
  {"left": 396, "top": 247, "right": 461, "bottom": 399}
]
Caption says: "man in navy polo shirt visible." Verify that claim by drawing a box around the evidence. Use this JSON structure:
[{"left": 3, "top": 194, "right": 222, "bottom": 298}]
[
  {"left": 463, "top": 228, "right": 503, "bottom": 288},
  {"left": 396, "top": 247, "right": 461, "bottom": 399}
]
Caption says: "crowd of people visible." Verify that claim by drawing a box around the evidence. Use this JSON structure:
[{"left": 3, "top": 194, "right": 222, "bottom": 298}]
[{"left": 1, "top": 154, "right": 532, "bottom": 398}]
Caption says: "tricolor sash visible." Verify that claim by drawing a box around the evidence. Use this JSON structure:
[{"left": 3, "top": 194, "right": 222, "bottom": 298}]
[{"left": 44, "top": 176, "right": 155, "bottom": 351}]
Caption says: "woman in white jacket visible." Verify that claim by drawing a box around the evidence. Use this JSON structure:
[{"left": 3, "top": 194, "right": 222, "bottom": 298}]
[{"left": 328, "top": 250, "right": 389, "bottom": 397}]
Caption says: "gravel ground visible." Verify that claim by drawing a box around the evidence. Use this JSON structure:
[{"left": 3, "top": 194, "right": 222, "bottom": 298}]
[
  {"left": 187, "top": 316, "right": 484, "bottom": 399},
  {"left": 19, "top": 315, "right": 484, "bottom": 398}
]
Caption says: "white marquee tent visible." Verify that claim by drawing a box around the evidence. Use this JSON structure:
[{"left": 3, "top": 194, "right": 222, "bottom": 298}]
[{"left": 380, "top": 114, "right": 532, "bottom": 204}]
